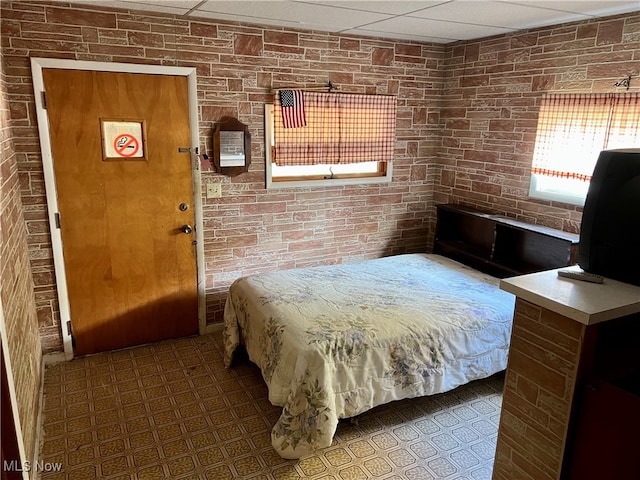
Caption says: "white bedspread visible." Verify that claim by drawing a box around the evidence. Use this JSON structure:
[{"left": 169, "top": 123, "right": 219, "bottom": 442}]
[{"left": 223, "top": 254, "right": 515, "bottom": 458}]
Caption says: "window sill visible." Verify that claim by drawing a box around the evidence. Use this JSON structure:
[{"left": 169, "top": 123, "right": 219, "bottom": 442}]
[
  {"left": 267, "top": 173, "right": 392, "bottom": 189},
  {"left": 529, "top": 175, "right": 586, "bottom": 206}
]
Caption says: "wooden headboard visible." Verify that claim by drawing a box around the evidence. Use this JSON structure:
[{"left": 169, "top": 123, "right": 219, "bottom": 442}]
[{"left": 434, "top": 203, "right": 580, "bottom": 278}]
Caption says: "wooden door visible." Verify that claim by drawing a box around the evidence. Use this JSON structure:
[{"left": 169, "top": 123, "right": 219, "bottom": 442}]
[{"left": 43, "top": 69, "right": 198, "bottom": 356}]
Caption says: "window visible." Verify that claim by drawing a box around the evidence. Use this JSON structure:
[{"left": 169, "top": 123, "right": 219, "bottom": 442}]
[
  {"left": 529, "top": 93, "right": 640, "bottom": 206},
  {"left": 265, "top": 91, "right": 397, "bottom": 188}
]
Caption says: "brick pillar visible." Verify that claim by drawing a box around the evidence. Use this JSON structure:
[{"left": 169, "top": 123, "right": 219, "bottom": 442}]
[{"left": 492, "top": 298, "right": 587, "bottom": 480}]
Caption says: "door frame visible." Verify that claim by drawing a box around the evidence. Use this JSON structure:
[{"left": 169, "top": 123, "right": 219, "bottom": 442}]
[{"left": 31, "top": 58, "right": 206, "bottom": 361}]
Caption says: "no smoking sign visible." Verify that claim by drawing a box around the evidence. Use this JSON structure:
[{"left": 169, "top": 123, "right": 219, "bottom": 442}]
[
  {"left": 101, "top": 120, "right": 145, "bottom": 160},
  {"left": 114, "top": 134, "right": 140, "bottom": 157}
]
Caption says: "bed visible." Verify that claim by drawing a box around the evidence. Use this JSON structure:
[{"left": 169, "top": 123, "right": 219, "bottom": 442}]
[{"left": 223, "top": 253, "right": 515, "bottom": 459}]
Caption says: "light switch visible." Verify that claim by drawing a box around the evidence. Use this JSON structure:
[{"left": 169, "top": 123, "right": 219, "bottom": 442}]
[{"left": 207, "top": 183, "right": 222, "bottom": 198}]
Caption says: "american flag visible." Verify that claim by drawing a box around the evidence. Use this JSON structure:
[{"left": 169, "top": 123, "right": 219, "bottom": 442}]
[{"left": 279, "top": 90, "right": 307, "bottom": 128}]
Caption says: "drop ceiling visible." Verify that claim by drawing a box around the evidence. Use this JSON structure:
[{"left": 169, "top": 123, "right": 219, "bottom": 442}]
[{"left": 69, "top": 0, "right": 639, "bottom": 43}]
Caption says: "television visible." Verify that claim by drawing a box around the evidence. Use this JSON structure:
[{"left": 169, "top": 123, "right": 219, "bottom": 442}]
[{"left": 578, "top": 148, "right": 640, "bottom": 286}]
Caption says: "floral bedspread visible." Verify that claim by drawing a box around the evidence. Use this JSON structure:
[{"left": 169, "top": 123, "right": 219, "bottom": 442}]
[{"left": 223, "top": 254, "right": 515, "bottom": 459}]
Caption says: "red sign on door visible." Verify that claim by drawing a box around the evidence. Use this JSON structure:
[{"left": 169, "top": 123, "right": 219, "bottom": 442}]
[
  {"left": 101, "top": 120, "right": 145, "bottom": 160},
  {"left": 113, "top": 134, "right": 140, "bottom": 158}
]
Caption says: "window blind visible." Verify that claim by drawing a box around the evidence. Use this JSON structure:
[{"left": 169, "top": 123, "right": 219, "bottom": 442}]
[
  {"left": 531, "top": 93, "right": 640, "bottom": 183},
  {"left": 273, "top": 91, "right": 397, "bottom": 166}
]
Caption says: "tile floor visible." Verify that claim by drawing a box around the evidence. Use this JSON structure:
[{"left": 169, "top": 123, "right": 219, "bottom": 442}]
[{"left": 38, "top": 332, "right": 503, "bottom": 479}]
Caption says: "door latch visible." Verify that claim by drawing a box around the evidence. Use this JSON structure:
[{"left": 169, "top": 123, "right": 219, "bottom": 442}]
[{"left": 178, "top": 147, "right": 199, "bottom": 154}]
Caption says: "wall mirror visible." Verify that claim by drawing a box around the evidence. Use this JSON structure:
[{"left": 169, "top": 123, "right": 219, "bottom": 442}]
[{"left": 213, "top": 117, "right": 251, "bottom": 176}]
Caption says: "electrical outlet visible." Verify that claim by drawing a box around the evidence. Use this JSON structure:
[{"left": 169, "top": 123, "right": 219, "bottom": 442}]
[{"left": 207, "top": 183, "right": 222, "bottom": 198}]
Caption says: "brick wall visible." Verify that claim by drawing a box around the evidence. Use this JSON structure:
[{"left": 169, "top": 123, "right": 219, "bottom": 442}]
[
  {"left": 492, "top": 299, "right": 587, "bottom": 480},
  {"left": 1, "top": 2, "right": 639, "bottom": 354},
  {"left": 1, "top": 0, "right": 443, "bottom": 353},
  {"left": 0, "top": 44, "right": 43, "bottom": 467},
  {"left": 437, "top": 12, "right": 640, "bottom": 232}
]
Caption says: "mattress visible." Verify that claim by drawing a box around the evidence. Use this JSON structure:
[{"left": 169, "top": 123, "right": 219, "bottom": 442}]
[{"left": 223, "top": 253, "right": 515, "bottom": 458}]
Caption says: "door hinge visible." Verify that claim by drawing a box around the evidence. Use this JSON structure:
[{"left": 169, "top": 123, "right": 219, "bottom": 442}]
[
  {"left": 41, "top": 91, "right": 47, "bottom": 109},
  {"left": 54, "top": 212, "right": 61, "bottom": 229},
  {"left": 67, "top": 321, "right": 75, "bottom": 348}
]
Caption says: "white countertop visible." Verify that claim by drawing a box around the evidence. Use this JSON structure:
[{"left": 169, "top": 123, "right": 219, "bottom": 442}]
[{"left": 499, "top": 266, "right": 640, "bottom": 325}]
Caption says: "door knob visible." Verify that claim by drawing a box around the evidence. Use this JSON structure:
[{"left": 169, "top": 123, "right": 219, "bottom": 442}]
[{"left": 181, "top": 225, "right": 193, "bottom": 234}]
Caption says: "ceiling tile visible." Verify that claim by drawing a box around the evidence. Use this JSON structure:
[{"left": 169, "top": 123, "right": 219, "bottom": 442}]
[
  {"left": 506, "top": 1, "right": 640, "bottom": 17},
  {"left": 55, "top": 0, "right": 640, "bottom": 44},
  {"left": 196, "top": 1, "right": 391, "bottom": 30},
  {"left": 358, "top": 15, "right": 514, "bottom": 41},
  {"left": 67, "top": 0, "right": 199, "bottom": 15},
  {"left": 406, "top": 1, "right": 593, "bottom": 29},
  {"left": 295, "top": 0, "right": 451, "bottom": 15},
  {"left": 341, "top": 28, "right": 455, "bottom": 43}
]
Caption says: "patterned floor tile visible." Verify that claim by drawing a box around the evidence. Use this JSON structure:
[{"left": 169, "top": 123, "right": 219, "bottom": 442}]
[{"left": 39, "top": 332, "right": 503, "bottom": 479}]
